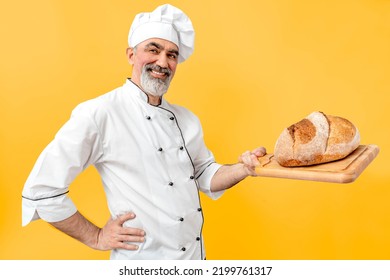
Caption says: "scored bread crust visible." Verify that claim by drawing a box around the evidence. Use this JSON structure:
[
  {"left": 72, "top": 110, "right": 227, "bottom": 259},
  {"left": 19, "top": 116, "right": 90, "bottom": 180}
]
[{"left": 274, "top": 112, "right": 360, "bottom": 167}]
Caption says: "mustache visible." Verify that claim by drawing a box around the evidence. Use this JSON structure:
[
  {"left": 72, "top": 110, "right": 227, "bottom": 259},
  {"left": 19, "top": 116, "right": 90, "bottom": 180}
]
[{"left": 145, "top": 64, "right": 172, "bottom": 77}]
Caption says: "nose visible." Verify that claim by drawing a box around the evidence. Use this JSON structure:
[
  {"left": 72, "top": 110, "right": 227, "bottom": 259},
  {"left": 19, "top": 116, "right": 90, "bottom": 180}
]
[{"left": 155, "top": 53, "right": 169, "bottom": 69}]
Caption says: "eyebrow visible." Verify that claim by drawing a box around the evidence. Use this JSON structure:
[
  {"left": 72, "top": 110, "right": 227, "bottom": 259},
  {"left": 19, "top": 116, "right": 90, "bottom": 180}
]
[{"left": 145, "top": 42, "right": 179, "bottom": 56}]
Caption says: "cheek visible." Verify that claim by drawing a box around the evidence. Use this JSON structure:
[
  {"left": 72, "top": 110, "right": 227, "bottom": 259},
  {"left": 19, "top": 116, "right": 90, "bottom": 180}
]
[
  {"left": 169, "top": 63, "right": 178, "bottom": 75},
  {"left": 133, "top": 53, "right": 154, "bottom": 68},
  {"left": 133, "top": 59, "right": 149, "bottom": 74}
]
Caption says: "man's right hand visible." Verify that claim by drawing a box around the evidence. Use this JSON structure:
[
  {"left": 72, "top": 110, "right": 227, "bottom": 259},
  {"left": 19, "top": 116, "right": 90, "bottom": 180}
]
[
  {"left": 50, "top": 211, "right": 145, "bottom": 251},
  {"left": 96, "top": 212, "right": 146, "bottom": 251}
]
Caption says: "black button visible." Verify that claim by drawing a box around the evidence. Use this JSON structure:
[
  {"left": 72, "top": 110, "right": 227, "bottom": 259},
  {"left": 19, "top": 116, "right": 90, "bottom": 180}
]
[
  {"left": 196, "top": 237, "right": 201, "bottom": 241},
  {"left": 158, "top": 147, "right": 163, "bottom": 152},
  {"left": 179, "top": 217, "right": 184, "bottom": 222},
  {"left": 168, "top": 182, "right": 174, "bottom": 186},
  {"left": 146, "top": 116, "right": 151, "bottom": 120},
  {"left": 190, "top": 176, "right": 194, "bottom": 180},
  {"left": 170, "top": 116, "right": 175, "bottom": 120},
  {"left": 179, "top": 146, "right": 184, "bottom": 150},
  {"left": 181, "top": 247, "right": 186, "bottom": 251},
  {"left": 197, "top": 208, "right": 202, "bottom": 212}
]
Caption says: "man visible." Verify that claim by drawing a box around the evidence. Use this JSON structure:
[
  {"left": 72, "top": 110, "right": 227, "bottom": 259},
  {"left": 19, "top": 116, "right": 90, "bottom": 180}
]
[{"left": 22, "top": 4, "right": 266, "bottom": 260}]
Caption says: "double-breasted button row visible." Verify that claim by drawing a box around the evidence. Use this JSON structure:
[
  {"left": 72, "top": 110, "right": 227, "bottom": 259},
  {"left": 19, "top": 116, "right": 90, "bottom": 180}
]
[
  {"left": 145, "top": 115, "right": 175, "bottom": 121},
  {"left": 157, "top": 146, "right": 187, "bottom": 152},
  {"left": 166, "top": 177, "right": 198, "bottom": 187},
  {"left": 179, "top": 237, "right": 201, "bottom": 253}
]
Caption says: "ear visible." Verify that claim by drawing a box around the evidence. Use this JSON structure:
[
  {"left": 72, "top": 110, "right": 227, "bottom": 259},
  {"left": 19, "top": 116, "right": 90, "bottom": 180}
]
[{"left": 126, "top": 47, "right": 135, "bottom": 65}]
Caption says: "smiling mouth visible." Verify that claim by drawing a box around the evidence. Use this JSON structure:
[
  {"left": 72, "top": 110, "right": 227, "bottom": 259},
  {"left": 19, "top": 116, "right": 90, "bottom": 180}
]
[
  {"left": 150, "top": 70, "right": 168, "bottom": 78},
  {"left": 145, "top": 64, "right": 171, "bottom": 80}
]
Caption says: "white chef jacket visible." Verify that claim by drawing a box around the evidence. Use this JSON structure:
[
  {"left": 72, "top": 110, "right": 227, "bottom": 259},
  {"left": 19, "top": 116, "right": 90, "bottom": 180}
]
[{"left": 22, "top": 79, "right": 224, "bottom": 260}]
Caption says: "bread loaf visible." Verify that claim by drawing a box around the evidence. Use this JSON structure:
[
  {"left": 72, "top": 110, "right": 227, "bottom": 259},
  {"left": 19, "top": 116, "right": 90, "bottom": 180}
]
[{"left": 274, "top": 111, "right": 360, "bottom": 167}]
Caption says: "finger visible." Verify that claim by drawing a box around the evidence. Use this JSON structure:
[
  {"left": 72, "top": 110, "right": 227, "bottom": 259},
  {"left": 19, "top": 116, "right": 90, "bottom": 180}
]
[
  {"left": 238, "top": 150, "right": 250, "bottom": 163},
  {"left": 116, "top": 212, "right": 136, "bottom": 225},
  {"left": 250, "top": 154, "right": 260, "bottom": 167},
  {"left": 120, "top": 227, "right": 146, "bottom": 237},
  {"left": 119, "top": 234, "right": 145, "bottom": 243},
  {"left": 112, "top": 240, "right": 140, "bottom": 250},
  {"left": 252, "top": 147, "right": 266, "bottom": 157},
  {"left": 243, "top": 154, "right": 259, "bottom": 169},
  {"left": 241, "top": 151, "right": 252, "bottom": 165}
]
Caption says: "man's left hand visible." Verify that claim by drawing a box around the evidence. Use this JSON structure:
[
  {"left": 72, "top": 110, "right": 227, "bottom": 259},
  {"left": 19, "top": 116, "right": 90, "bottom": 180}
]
[{"left": 238, "top": 147, "right": 267, "bottom": 176}]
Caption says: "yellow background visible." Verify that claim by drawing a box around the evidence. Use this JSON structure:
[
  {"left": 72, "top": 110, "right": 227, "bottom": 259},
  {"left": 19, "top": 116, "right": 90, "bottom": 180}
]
[{"left": 1, "top": 0, "right": 389, "bottom": 259}]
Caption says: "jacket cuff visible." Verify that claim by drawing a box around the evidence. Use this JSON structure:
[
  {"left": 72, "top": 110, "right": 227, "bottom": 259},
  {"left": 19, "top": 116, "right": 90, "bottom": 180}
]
[
  {"left": 197, "top": 162, "right": 224, "bottom": 200},
  {"left": 22, "top": 194, "right": 77, "bottom": 226}
]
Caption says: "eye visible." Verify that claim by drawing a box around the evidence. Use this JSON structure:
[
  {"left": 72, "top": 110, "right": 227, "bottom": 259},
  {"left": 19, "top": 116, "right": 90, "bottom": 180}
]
[
  {"left": 168, "top": 53, "right": 178, "bottom": 60},
  {"left": 147, "top": 47, "right": 159, "bottom": 54}
]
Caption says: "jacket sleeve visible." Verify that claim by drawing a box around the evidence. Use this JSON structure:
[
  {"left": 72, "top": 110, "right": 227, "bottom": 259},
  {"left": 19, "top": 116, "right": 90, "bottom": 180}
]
[
  {"left": 189, "top": 116, "right": 224, "bottom": 200},
  {"left": 21, "top": 105, "right": 103, "bottom": 226}
]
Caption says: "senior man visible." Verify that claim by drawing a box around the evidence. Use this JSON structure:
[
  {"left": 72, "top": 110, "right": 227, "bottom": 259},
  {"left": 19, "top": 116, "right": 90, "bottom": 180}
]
[{"left": 22, "top": 4, "right": 266, "bottom": 260}]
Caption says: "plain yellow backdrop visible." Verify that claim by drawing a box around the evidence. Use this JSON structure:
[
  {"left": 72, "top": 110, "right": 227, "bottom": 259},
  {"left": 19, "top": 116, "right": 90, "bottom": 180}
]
[{"left": 1, "top": 0, "right": 389, "bottom": 260}]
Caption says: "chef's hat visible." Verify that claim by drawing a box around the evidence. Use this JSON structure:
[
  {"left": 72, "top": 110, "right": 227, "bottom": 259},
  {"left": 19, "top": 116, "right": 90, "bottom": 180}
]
[{"left": 128, "top": 4, "right": 195, "bottom": 63}]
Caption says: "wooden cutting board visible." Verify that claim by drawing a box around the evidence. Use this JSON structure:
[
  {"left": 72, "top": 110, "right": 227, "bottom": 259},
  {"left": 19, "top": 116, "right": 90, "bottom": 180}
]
[{"left": 255, "top": 144, "right": 379, "bottom": 183}]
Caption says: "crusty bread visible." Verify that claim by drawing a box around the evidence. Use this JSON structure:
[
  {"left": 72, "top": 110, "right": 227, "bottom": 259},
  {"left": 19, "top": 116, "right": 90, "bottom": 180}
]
[{"left": 274, "top": 111, "right": 360, "bottom": 167}]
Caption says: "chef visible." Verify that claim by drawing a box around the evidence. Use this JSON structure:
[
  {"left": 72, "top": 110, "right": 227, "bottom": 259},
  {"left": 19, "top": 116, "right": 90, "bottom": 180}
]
[{"left": 22, "top": 4, "right": 266, "bottom": 260}]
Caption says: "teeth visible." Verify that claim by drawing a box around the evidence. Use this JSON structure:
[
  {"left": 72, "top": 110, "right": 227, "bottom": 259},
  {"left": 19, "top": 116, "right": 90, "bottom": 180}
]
[{"left": 152, "top": 70, "right": 165, "bottom": 76}]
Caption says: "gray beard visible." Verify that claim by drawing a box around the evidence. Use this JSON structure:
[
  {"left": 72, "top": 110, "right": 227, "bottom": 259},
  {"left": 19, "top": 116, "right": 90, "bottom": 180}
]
[{"left": 140, "top": 64, "right": 172, "bottom": 97}]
